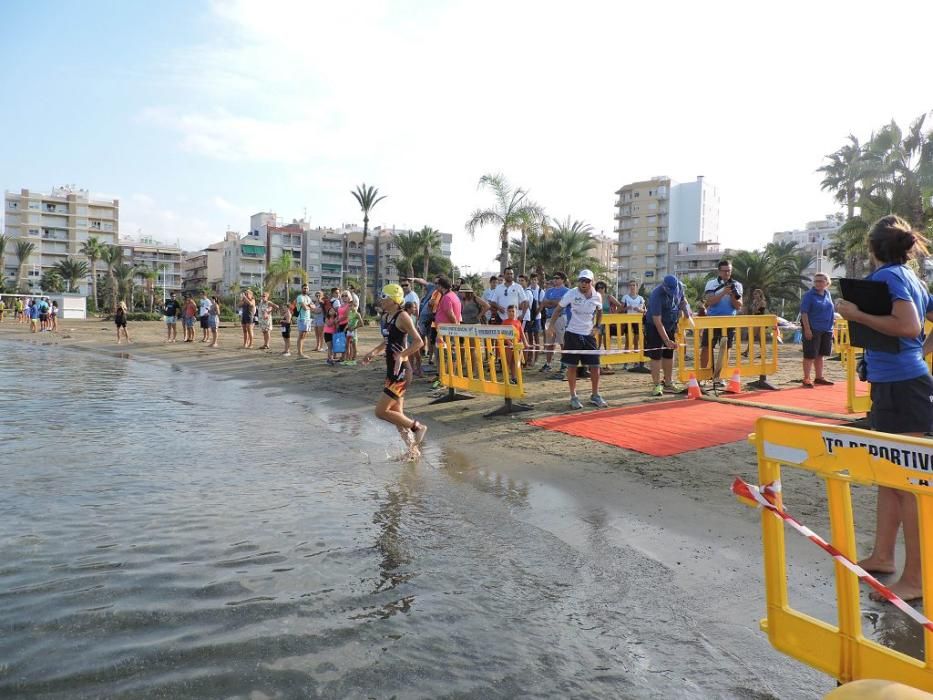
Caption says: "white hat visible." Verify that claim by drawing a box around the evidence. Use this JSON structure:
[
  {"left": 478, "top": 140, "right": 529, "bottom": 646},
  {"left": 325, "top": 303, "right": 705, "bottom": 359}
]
[{"left": 577, "top": 269, "right": 594, "bottom": 281}]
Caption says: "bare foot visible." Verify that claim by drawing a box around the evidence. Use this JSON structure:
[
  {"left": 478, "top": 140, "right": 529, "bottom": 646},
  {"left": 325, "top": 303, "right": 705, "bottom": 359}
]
[
  {"left": 858, "top": 556, "right": 896, "bottom": 575},
  {"left": 870, "top": 578, "right": 923, "bottom": 603},
  {"left": 299, "top": 353, "right": 311, "bottom": 359},
  {"left": 412, "top": 421, "right": 428, "bottom": 446}
]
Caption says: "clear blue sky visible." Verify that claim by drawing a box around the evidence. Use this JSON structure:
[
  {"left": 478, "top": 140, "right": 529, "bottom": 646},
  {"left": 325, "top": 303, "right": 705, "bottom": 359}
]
[{"left": 3, "top": 0, "right": 930, "bottom": 272}]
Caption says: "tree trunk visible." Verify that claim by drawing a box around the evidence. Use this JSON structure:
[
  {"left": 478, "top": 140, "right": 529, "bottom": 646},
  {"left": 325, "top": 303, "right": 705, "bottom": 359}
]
[
  {"left": 361, "top": 215, "right": 369, "bottom": 314},
  {"left": 520, "top": 229, "right": 527, "bottom": 276},
  {"left": 90, "top": 263, "right": 97, "bottom": 311},
  {"left": 423, "top": 251, "right": 430, "bottom": 280},
  {"left": 499, "top": 225, "right": 509, "bottom": 273},
  {"left": 110, "top": 272, "right": 117, "bottom": 311}
]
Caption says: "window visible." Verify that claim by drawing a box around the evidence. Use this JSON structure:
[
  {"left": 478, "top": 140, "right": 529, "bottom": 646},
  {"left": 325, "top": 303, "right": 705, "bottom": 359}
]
[
  {"left": 647, "top": 216, "right": 657, "bottom": 224},
  {"left": 7, "top": 200, "right": 17, "bottom": 210},
  {"left": 28, "top": 201, "right": 40, "bottom": 210},
  {"left": 649, "top": 202, "right": 657, "bottom": 210}
]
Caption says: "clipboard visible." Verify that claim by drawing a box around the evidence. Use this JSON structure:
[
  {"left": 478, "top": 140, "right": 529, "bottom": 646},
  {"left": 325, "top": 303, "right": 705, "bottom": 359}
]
[{"left": 838, "top": 278, "right": 900, "bottom": 353}]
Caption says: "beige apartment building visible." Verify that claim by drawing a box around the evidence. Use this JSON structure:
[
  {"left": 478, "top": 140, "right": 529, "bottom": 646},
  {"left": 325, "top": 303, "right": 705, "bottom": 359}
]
[
  {"left": 183, "top": 235, "right": 229, "bottom": 294},
  {"left": 614, "top": 175, "right": 719, "bottom": 291},
  {"left": 3, "top": 186, "right": 118, "bottom": 293},
  {"left": 118, "top": 235, "right": 184, "bottom": 294}
]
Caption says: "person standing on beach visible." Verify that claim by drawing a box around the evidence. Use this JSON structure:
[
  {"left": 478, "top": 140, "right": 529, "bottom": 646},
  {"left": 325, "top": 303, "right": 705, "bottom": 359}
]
[
  {"left": 239, "top": 289, "right": 256, "bottom": 349},
  {"left": 208, "top": 295, "right": 221, "bottom": 347},
  {"left": 799, "top": 273, "right": 835, "bottom": 388},
  {"left": 198, "top": 291, "right": 212, "bottom": 342},
  {"left": 362, "top": 284, "right": 427, "bottom": 457},
  {"left": 646, "top": 275, "right": 692, "bottom": 397},
  {"left": 163, "top": 292, "right": 180, "bottom": 343},
  {"left": 256, "top": 292, "right": 279, "bottom": 350},
  {"left": 182, "top": 295, "right": 198, "bottom": 343},
  {"left": 279, "top": 302, "right": 293, "bottom": 356},
  {"left": 50, "top": 300, "right": 59, "bottom": 331},
  {"left": 701, "top": 259, "right": 743, "bottom": 387},
  {"left": 114, "top": 301, "right": 130, "bottom": 344},
  {"left": 546, "top": 269, "right": 608, "bottom": 409},
  {"left": 295, "top": 284, "right": 318, "bottom": 359},
  {"left": 540, "top": 271, "right": 569, "bottom": 376},
  {"left": 836, "top": 215, "right": 933, "bottom": 603}
]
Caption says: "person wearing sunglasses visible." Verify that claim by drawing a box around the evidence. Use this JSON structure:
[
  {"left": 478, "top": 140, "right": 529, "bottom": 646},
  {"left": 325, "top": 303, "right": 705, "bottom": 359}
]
[{"left": 546, "top": 269, "right": 608, "bottom": 409}]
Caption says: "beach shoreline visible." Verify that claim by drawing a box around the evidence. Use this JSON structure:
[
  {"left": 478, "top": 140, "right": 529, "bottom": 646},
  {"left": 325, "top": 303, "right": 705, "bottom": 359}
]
[{"left": 1, "top": 318, "right": 870, "bottom": 696}]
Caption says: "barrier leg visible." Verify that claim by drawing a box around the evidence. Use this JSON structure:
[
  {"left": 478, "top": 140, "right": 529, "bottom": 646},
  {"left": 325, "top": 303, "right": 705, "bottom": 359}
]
[
  {"left": 430, "top": 387, "right": 474, "bottom": 404},
  {"left": 484, "top": 397, "right": 533, "bottom": 418}
]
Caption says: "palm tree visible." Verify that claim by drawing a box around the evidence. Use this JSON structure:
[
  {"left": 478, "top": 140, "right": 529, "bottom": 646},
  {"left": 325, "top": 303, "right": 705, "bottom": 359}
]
[
  {"left": 0, "top": 233, "right": 9, "bottom": 290},
  {"left": 516, "top": 217, "right": 598, "bottom": 277},
  {"left": 414, "top": 226, "right": 442, "bottom": 280},
  {"left": 40, "top": 268, "right": 65, "bottom": 294},
  {"left": 99, "top": 245, "right": 122, "bottom": 311},
  {"left": 818, "top": 135, "right": 863, "bottom": 220},
  {"left": 461, "top": 272, "right": 484, "bottom": 293},
  {"left": 265, "top": 252, "right": 307, "bottom": 303},
  {"left": 114, "top": 263, "right": 136, "bottom": 310},
  {"left": 14, "top": 239, "right": 36, "bottom": 291},
  {"left": 54, "top": 257, "right": 90, "bottom": 293},
  {"left": 466, "top": 173, "right": 545, "bottom": 273},
  {"left": 80, "top": 236, "right": 103, "bottom": 309},
  {"left": 681, "top": 276, "right": 708, "bottom": 307},
  {"left": 350, "top": 183, "right": 387, "bottom": 313},
  {"left": 728, "top": 247, "right": 809, "bottom": 306},
  {"left": 394, "top": 231, "right": 422, "bottom": 278},
  {"left": 135, "top": 265, "right": 162, "bottom": 311}
]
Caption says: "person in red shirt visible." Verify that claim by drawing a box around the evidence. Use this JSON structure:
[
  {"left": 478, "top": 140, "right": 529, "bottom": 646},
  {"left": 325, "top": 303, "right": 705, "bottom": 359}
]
[{"left": 502, "top": 305, "right": 527, "bottom": 384}]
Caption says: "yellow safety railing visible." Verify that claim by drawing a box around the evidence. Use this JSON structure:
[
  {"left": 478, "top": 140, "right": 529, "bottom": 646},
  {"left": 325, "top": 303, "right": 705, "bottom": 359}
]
[
  {"left": 839, "top": 320, "right": 933, "bottom": 415},
  {"left": 435, "top": 324, "right": 532, "bottom": 417},
  {"left": 676, "top": 315, "right": 779, "bottom": 383},
  {"left": 596, "top": 313, "right": 647, "bottom": 366},
  {"left": 746, "top": 416, "right": 933, "bottom": 689}
]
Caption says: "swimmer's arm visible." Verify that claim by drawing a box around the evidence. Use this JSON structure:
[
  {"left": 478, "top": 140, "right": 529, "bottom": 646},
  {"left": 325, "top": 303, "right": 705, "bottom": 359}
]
[{"left": 396, "top": 313, "right": 424, "bottom": 360}]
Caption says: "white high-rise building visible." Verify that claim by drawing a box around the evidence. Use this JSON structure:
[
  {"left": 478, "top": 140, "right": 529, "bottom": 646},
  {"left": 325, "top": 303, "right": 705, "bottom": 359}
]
[
  {"left": 3, "top": 186, "right": 119, "bottom": 293},
  {"left": 118, "top": 235, "right": 184, "bottom": 294}
]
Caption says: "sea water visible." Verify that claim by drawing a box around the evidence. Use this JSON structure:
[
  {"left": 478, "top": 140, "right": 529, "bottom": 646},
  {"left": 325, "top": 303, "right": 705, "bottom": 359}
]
[{"left": 0, "top": 340, "right": 788, "bottom": 699}]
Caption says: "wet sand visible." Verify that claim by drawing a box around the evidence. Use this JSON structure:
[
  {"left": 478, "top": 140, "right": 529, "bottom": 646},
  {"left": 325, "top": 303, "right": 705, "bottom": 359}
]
[{"left": 2, "top": 318, "right": 898, "bottom": 698}]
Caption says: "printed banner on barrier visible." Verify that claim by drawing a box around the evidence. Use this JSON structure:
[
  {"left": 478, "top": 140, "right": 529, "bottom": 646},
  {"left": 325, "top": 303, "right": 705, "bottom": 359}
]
[{"left": 437, "top": 324, "right": 515, "bottom": 339}]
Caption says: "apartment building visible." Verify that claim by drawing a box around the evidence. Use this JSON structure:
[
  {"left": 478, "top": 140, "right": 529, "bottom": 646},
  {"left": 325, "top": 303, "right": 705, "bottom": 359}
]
[
  {"left": 591, "top": 234, "right": 618, "bottom": 280},
  {"left": 222, "top": 231, "right": 265, "bottom": 291},
  {"left": 118, "top": 235, "right": 184, "bottom": 294},
  {"left": 614, "top": 176, "right": 719, "bottom": 291},
  {"left": 182, "top": 234, "right": 229, "bottom": 293},
  {"left": 772, "top": 215, "right": 845, "bottom": 279},
  {"left": 3, "top": 186, "right": 119, "bottom": 293},
  {"left": 670, "top": 241, "right": 730, "bottom": 280}
]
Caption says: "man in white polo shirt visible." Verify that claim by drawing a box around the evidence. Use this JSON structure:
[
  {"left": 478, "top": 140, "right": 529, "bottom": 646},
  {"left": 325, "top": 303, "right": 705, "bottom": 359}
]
[
  {"left": 546, "top": 269, "right": 608, "bottom": 410},
  {"left": 490, "top": 266, "right": 527, "bottom": 322}
]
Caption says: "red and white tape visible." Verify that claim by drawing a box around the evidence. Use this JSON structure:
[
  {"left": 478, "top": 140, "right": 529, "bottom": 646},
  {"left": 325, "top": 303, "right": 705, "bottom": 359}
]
[{"left": 731, "top": 477, "right": 933, "bottom": 633}]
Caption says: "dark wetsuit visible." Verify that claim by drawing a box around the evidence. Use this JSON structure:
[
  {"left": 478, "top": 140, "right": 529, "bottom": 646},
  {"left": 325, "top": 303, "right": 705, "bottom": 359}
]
[{"left": 383, "top": 310, "right": 408, "bottom": 400}]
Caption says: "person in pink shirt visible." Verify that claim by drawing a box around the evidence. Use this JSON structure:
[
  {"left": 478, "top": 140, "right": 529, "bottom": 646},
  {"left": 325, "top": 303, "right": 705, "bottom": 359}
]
[{"left": 434, "top": 276, "right": 462, "bottom": 325}]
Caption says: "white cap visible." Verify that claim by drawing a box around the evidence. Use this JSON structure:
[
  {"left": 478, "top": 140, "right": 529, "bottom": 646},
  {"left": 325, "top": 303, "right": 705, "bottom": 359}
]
[{"left": 577, "top": 269, "right": 594, "bottom": 281}]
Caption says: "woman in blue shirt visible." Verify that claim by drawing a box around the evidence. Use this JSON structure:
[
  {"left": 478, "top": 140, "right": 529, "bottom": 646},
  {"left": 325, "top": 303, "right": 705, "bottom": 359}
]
[{"left": 837, "top": 215, "right": 933, "bottom": 603}]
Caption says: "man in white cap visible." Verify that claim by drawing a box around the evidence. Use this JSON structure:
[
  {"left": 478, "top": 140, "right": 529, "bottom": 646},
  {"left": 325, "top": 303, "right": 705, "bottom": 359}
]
[{"left": 546, "top": 269, "right": 608, "bottom": 409}]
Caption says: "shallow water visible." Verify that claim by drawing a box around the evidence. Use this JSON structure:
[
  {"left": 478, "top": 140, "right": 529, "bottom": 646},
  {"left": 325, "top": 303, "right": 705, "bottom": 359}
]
[{"left": 0, "top": 340, "right": 789, "bottom": 699}]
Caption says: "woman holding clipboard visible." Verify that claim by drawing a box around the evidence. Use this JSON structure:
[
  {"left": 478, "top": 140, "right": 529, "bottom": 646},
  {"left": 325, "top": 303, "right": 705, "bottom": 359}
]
[{"left": 836, "top": 215, "right": 933, "bottom": 602}]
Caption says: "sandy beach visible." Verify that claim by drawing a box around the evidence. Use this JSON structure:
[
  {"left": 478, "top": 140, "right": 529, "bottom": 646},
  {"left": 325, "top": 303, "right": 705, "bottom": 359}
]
[{"left": 2, "top": 318, "right": 883, "bottom": 697}]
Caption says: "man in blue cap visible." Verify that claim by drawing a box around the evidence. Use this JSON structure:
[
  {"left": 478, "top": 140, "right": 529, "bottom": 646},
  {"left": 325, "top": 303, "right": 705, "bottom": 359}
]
[{"left": 645, "top": 275, "right": 693, "bottom": 396}]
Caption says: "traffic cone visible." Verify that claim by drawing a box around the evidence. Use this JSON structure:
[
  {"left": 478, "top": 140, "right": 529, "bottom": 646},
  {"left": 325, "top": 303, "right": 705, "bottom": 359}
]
[
  {"left": 686, "top": 373, "right": 702, "bottom": 399},
  {"left": 726, "top": 369, "right": 742, "bottom": 394}
]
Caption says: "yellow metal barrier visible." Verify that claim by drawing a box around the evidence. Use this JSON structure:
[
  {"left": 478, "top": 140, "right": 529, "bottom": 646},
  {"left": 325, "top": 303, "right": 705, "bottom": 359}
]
[
  {"left": 596, "top": 313, "right": 647, "bottom": 366},
  {"left": 748, "top": 417, "right": 933, "bottom": 689},
  {"left": 435, "top": 323, "right": 532, "bottom": 417},
  {"left": 834, "top": 319, "right": 851, "bottom": 358},
  {"left": 839, "top": 321, "right": 933, "bottom": 415},
  {"left": 676, "top": 315, "right": 779, "bottom": 383}
]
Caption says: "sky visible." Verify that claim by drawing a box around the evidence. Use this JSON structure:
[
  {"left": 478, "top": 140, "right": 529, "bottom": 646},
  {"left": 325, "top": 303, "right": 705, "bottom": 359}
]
[{"left": 2, "top": 0, "right": 931, "bottom": 274}]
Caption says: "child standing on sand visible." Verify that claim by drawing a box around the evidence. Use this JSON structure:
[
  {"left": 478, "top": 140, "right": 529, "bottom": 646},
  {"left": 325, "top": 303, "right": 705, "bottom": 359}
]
[
  {"left": 323, "top": 306, "right": 339, "bottom": 366},
  {"left": 114, "top": 301, "right": 131, "bottom": 344},
  {"left": 280, "top": 303, "right": 293, "bottom": 357},
  {"left": 342, "top": 301, "right": 361, "bottom": 365}
]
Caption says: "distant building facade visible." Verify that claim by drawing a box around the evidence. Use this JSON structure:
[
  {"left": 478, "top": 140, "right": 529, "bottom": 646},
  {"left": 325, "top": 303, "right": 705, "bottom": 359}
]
[
  {"left": 771, "top": 215, "right": 845, "bottom": 280},
  {"left": 3, "top": 186, "right": 119, "bottom": 293},
  {"left": 183, "top": 235, "right": 229, "bottom": 294},
  {"left": 614, "top": 175, "right": 719, "bottom": 291},
  {"left": 118, "top": 235, "right": 184, "bottom": 294}
]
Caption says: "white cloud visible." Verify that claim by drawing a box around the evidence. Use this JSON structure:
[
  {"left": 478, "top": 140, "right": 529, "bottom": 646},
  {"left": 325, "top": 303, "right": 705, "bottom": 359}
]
[{"left": 140, "top": 0, "right": 933, "bottom": 271}]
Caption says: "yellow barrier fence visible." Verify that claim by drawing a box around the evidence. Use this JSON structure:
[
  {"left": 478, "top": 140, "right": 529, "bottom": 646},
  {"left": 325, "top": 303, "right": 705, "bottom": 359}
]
[
  {"left": 596, "top": 313, "right": 647, "bottom": 366},
  {"left": 745, "top": 416, "right": 933, "bottom": 689},
  {"left": 435, "top": 323, "right": 532, "bottom": 417},
  {"left": 676, "top": 315, "right": 779, "bottom": 383},
  {"left": 838, "top": 320, "right": 933, "bottom": 415}
]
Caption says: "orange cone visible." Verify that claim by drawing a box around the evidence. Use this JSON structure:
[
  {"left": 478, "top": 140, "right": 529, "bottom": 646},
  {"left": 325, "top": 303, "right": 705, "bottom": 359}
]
[
  {"left": 726, "top": 369, "right": 742, "bottom": 394},
  {"left": 686, "top": 373, "right": 702, "bottom": 399}
]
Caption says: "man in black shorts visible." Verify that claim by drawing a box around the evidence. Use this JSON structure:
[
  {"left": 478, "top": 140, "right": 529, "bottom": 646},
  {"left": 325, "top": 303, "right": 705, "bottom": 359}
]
[
  {"left": 546, "top": 269, "right": 608, "bottom": 409},
  {"left": 645, "top": 275, "right": 693, "bottom": 397}
]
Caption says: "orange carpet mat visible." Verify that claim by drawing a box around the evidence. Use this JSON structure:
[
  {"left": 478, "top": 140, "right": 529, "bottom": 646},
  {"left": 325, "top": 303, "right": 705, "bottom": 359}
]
[
  {"left": 729, "top": 380, "right": 859, "bottom": 414},
  {"left": 529, "top": 400, "right": 844, "bottom": 457}
]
